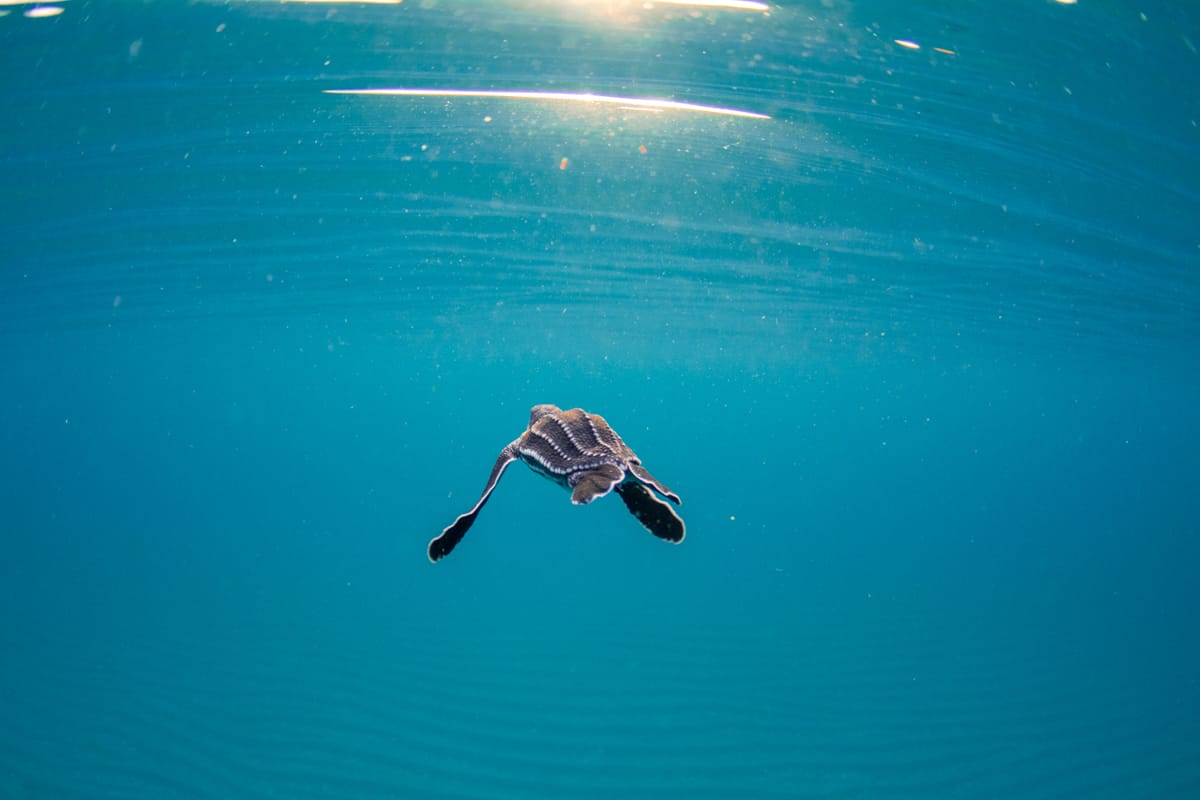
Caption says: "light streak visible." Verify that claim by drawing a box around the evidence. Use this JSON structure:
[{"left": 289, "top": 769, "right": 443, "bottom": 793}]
[{"left": 324, "top": 88, "right": 770, "bottom": 120}]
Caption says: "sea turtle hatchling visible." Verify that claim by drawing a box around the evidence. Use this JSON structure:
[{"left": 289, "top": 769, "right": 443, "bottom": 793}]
[{"left": 428, "top": 404, "right": 685, "bottom": 562}]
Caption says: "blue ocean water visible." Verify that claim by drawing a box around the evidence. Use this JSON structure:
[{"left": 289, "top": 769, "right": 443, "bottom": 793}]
[{"left": 2, "top": 0, "right": 1199, "bottom": 797}]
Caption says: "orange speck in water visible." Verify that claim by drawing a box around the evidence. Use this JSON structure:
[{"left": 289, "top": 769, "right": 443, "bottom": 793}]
[
  {"left": 559, "top": 157, "right": 569, "bottom": 170},
  {"left": 638, "top": 144, "right": 648, "bottom": 154}
]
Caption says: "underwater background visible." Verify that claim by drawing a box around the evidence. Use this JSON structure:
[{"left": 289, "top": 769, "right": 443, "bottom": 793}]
[{"left": 2, "top": 0, "right": 1199, "bottom": 797}]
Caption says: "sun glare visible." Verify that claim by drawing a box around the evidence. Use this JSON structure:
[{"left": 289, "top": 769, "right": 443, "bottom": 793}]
[{"left": 324, "top": 88, "right": 771, "bottom": 120}]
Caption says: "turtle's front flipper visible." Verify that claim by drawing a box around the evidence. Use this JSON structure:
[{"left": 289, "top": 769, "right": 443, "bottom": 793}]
[
  {"left": 627, "top": 464, "right": 681, "bottom": 505},
  {"left": 616, "top": 482, "right": 685, "bottom": 543},
  {"left": 428, "top": 443, "right": 519, "bottom": 562}
]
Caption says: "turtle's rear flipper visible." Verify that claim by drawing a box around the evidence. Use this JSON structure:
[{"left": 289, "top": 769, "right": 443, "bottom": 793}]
[
  {"left": 616, "top": 482, "right": 685, "bottom": 543},
  {"left": 428, "top": 444, "right": 518, "bottom": 562},
  {"left": 569, "top": 464, "right": 625, "bottom": 505}
]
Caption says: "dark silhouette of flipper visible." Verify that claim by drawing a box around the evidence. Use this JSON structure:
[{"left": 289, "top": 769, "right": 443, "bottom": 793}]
[
  {"left": 427, "top": 444, "right": 518, "bottom": 562},
  {"left": 616, "top": 482, "right": 685, "bottom": 543}
]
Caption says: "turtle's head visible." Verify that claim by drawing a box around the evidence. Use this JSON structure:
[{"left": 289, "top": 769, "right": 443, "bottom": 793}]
[{"left": 529, "top": 404, "right": 562, "bottom": 426}]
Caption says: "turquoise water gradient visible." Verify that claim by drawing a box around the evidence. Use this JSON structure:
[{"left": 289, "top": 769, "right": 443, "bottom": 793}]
[{"left": 2, "top": 1, "right": 1199, "bottom": 798}]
